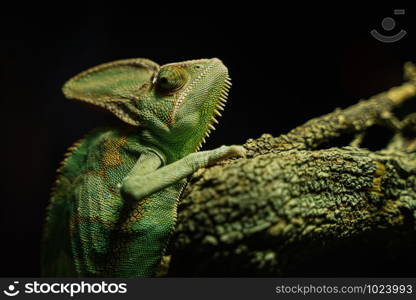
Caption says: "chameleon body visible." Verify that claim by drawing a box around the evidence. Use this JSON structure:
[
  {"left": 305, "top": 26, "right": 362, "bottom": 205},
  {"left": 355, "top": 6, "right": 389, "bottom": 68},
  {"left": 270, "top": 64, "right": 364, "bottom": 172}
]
[{"left": 42, "top": 58, "right": 245, "bottom": 277}]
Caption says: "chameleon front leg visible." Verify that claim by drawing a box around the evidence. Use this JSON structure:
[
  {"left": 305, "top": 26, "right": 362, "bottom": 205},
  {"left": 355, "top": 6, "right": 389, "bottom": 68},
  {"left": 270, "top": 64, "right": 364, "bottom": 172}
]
[
  {"left": 120, "top": 145, "right": 246, "bottom": 201},
  {"left": 112, "top": 145, "right": 245, "bottom": 277}
]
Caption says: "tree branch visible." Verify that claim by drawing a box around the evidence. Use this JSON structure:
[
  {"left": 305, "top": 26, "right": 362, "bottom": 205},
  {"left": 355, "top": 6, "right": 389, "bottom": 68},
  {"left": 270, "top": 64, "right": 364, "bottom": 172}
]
[{"left": 166, "top": 63, "right": 416, "bottom": 276}]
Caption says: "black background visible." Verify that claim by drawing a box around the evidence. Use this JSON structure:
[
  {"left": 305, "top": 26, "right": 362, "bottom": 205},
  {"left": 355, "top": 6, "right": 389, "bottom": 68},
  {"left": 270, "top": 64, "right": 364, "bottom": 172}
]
[{"left": 1, "top": 6, "right": 416, "bottom": 276}]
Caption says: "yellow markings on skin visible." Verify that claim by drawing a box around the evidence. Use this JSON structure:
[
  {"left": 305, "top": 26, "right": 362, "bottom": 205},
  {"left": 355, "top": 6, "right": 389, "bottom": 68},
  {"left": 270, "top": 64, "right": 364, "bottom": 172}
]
[
  {"left": 121, "top": 197, "right": 152, "bottom": 232},
  {"left": 102, "top": 136, "right": 128, "bottom": 167},
  {"left": 130, "top": 197, "right": 151, "bottom": 222},
  {"left": 68, "top": 215, "right": 117, "bottom": 242},
  {"left": 369, "top": 161, "right": 386, "bottom": 195},
  {"left": 87, "top": 169, "right": 106, "bottom": 179},
  {"left": 72, "top": 215, "right": 115, "bottom": 228}
]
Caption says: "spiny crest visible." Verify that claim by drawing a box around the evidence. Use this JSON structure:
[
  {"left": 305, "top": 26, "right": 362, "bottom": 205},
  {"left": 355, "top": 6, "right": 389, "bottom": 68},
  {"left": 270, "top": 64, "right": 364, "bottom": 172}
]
[
  {"left": 56, "top": 138, "right": 85, "bottom": 174},
  {"left": 49, "top": 136, "right": 87, "bottom": 201},
  {"left": 195, "top": 74, "right": 232, "bottom": 151}
]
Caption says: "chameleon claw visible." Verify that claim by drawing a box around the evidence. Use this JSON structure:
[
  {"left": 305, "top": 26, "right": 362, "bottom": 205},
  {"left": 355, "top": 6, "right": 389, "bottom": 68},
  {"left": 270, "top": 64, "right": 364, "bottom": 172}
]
[
  {"left": 227, "top": 145, "right": 247, "bottom": 158},
  {"left": 215, "top": 145, "right": 246, "bottom": 161}
]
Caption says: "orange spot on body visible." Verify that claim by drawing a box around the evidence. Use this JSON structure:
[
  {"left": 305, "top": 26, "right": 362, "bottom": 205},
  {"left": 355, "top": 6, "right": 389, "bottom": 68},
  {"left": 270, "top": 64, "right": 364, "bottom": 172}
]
[{"left": 102, "top": 136, "right": 128, "bottom": 167}]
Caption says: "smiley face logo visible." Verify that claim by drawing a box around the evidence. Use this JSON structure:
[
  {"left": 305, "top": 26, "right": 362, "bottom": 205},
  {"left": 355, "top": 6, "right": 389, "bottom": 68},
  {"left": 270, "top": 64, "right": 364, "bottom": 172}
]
[
  {"left": 3, "top": 281, "right": 20, "bottom": 297},
  {"left": 371, "top": 9, "right": 407, "bottom": 43}
]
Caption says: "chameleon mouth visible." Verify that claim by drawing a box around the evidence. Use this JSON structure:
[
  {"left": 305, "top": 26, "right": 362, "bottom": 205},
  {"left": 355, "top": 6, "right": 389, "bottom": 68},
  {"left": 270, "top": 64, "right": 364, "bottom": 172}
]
[{"left": 195, "top": 74, "right": 232, "bottom": 151}]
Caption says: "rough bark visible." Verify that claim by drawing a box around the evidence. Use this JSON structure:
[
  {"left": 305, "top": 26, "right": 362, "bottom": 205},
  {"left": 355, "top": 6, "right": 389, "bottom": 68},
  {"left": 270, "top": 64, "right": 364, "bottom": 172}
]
[{"left": 166, "top": 63, "right": 416, "bottom": 276}]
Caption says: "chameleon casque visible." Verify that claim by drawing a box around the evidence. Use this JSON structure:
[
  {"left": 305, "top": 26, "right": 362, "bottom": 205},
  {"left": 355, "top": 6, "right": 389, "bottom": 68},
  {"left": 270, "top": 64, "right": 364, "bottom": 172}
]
[{"left": 42, "top": 58, "right": 245, "bottom": 277}]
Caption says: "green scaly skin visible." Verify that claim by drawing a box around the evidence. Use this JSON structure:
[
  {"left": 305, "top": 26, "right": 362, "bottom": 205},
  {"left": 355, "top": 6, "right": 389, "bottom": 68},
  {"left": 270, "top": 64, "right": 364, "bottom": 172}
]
[{"left": 41, "top": 58, "right": 246, "bottom": 277}]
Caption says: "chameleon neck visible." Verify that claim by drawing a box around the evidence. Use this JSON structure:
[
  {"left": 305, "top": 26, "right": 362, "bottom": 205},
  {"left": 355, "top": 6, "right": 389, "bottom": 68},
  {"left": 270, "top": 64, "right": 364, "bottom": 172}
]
[{"left": 137, "top": 127, "right": 205, "bottom": 163}]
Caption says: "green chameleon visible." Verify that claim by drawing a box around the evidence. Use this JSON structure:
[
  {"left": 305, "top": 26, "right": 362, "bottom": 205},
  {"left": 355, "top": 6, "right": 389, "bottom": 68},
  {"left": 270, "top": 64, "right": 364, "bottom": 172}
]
[{"left": 42, "top": 58, "right": 245, "bottom": 277}]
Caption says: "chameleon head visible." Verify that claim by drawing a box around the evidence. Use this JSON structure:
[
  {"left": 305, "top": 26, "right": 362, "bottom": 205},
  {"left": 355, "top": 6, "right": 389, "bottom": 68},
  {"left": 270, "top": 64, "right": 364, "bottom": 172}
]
[
  {"left": 62, "top": 57, "right": 231, "bottom": 155},
  {"left": 141, "top": 58, "right": 230, "bottom": 152}
]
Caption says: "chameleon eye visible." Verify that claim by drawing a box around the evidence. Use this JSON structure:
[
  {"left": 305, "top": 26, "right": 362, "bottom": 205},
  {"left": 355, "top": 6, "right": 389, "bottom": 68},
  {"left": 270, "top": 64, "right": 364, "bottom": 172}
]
[{"left": 156, "top": 66, "right": 187, "bottom": 93}]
